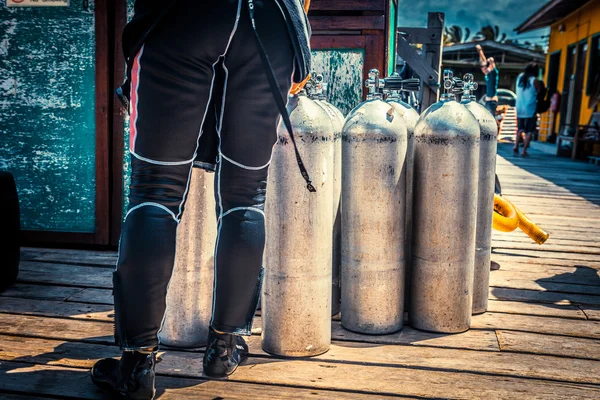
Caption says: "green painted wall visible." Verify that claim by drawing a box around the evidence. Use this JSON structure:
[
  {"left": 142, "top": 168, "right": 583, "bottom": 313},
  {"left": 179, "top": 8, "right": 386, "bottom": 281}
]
[
  {"left": 388, "top": 1, "right": 397, "bottom": 76},
  {"left": 0, "top": 2, "right": 97, "bottom": 232}
]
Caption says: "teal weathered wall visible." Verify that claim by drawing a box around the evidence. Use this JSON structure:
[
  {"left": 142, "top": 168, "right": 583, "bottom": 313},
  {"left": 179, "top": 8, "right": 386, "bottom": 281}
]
[
  {"left": 0, "top": 2, "right": 97, "bottom": 232},
  {"left": 311, "top": 49, "right": 364, "bottom": 115}
]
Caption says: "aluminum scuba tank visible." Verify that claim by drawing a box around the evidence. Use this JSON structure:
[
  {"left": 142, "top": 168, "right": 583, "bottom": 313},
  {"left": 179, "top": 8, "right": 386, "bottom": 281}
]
[
  {"left": 383, "top": 76, "right": 420, "bottom": 314},
  {"left": 340, "top": 69, "right": 408, "bottom": 334},
  {"left": 263, "top": 89, "right": 334, "bottom": 357},
  {"left": 307, "top": 75, "right": 344, "bottom": 317},
  {"left": 460, "top": 74, "right": 498, "bottom": 315},
  {"left": 158, "top": 168, "right": 216, "bottom": 348},
  {"left": 410, "top": 70, "right": 480, "bottom": 333}
]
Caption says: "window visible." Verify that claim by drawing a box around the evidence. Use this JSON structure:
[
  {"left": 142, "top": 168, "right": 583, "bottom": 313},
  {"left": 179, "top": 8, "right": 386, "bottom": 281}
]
[
  {"left": 547, "top": 51, "right": 561, "bottom": 95},
  {"left": 587, "top": 34, "right": 600, "bottom": 96}
]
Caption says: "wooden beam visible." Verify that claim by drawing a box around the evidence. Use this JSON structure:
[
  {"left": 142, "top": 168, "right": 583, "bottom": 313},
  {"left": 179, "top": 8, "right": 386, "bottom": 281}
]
[
  {"left": 309, "top": 16, "right": 385, "bottom": 31},
  {"left": 310, "top": 0, "right": 386, "bottom": 11}
]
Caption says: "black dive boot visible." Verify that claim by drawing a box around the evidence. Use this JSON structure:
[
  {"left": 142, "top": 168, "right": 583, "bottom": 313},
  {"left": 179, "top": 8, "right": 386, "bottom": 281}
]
[
  {"left": 91, "top": 350, "right": 157, "bottom": 399},
  {"left": 203, "top": 327, "right": 249, "bottom": 378}
]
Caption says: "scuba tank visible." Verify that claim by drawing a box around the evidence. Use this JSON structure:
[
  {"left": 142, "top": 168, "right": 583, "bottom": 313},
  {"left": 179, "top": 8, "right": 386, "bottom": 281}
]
[
  {"left": 340, "top": 69, "right": 409, "bottom": 334},
  {"left": 460, "top": 74, "right": 498, "bottom": 315},
  {"left": 158, "top": 169, "right": 217, "bottom": 348},
  {"left": 383, "top": 74, "right": 420, "bottom": 315},
  {"left": 263, "top": 89, "right": 334, "bottom": 356},
  {"left": 307, "top": 74, "right": 345, "bottom": 317},
  {"left": 409, "top": 70, "right": 480, "bottom": 333}
]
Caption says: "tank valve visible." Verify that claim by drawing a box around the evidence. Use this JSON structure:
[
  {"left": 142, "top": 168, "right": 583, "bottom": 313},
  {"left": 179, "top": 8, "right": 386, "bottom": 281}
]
[
  {"left": 461, "top": 73, "right": 479, "bottom": 101},
  {"left": 366, "top": 69, "right": 421, "bottom": 100},
  {"left": 441, "top": 69, "right": 458, "bottom": 100}
]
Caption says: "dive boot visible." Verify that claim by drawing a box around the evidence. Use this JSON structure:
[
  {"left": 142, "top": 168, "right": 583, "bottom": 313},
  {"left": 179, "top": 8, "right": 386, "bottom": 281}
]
[
  {"left": 90, "top": 349, "right": 156, "bottom": 399},
  {"left": 203, "top": 327, "right": 249, "bottom": 378}
]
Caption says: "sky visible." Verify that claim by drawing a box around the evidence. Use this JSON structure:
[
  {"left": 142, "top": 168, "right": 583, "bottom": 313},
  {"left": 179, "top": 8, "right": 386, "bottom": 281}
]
[{"left": 397, "top": 0, "right": 551, "bottom": 44}]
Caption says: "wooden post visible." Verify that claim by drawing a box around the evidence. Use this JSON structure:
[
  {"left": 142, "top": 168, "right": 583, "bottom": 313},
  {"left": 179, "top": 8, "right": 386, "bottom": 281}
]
[
  {"left": 421, "top": 12, "right": 444, "bottom": 110},
  {"left": 397, "top": 12, "right": 445, "bottom": 112}
]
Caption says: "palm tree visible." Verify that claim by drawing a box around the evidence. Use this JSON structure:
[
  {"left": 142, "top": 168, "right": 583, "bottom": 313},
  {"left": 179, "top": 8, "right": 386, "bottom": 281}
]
[
  {"left": 476, "top": 25, "right": 507, "bottom": 43},
  {"left": 444, "top": 25, "right": 471, "bottom": 45}
]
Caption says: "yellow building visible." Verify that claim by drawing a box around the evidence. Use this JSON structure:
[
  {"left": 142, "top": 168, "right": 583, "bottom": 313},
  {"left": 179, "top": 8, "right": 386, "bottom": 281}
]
[{"left": 517, "top": 0, "right": 600, "bottom": 141}]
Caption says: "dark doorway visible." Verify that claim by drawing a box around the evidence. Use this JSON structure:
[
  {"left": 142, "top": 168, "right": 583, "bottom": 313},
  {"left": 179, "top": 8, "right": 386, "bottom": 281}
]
[{"left": 560, "top": 41, "right": 588, "bottom": 131}]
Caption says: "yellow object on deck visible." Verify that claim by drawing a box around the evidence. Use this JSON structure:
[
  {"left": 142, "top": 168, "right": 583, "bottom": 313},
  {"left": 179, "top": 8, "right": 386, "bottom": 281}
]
[
  {"left": 493, "top": 195, "right": 519, "bottom": 232},
  {"left": 493, "top": 194, "right": 549, "bottom": 244}
]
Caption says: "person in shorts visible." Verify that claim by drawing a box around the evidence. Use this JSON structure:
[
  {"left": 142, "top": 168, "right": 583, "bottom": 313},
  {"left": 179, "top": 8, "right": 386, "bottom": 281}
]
[{"left": 515, "top": 62, "right": 539, "bottom": 156}]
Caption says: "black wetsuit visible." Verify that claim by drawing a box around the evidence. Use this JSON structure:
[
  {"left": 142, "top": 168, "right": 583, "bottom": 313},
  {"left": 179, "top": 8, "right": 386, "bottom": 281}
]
[{"left": 113, "top": 0, "right": 309, "bottom": 349}]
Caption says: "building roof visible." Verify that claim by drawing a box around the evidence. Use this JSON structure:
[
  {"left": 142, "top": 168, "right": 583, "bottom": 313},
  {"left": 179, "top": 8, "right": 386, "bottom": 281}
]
[
  {"left": 515, "top": 0, "right": 594, "bottom": 33},
  {"left": 443, "top": 40, "right": 546, "bottom": 64}
]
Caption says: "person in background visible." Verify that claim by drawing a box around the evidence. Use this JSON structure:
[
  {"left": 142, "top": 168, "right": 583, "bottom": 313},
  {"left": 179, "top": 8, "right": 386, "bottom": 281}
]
[
  {"left": 515, "top": 62, "right": 539, "bottom": 156},
  {"left": 476, "top": 44, "right": 499, "bottom": 116}
]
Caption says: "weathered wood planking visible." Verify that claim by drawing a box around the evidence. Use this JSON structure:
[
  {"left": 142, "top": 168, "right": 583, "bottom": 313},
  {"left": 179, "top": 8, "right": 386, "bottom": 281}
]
[
  {"left": 0, "top": 297, "right": 113, "bottom": 322},
  {"left": 581, "top": 307, "right": 600, "bottom": 321},
  {"left": 1, "top": 337, "right": 599, "bottom": 399},
  {"left": 490, "top": 267, "right": 600, "bottom": 287},
  {"left": 496, "top": 330, "right": 600, "bottom": 360},
  {"left": 0, "top": 3, "right": 97, "bottom": 232},
  {"left": 471, "top": 312, "right": 600, "bottom": 339},
  {"left": 490, "top": 287, "right": 600, "bottom": 306},
  {"left": 17, "top": 261, "right": 113, "bottom": 288},
  {"left": 20, "top": 248, "right": 117, "bottom": 267},
  {"left": 486, "top": 300, "right": 588, "bottom": 319},
  {"left": 1, "top": 334, "right": 599, "bottom": 388},
  {"left": 0, "top": 361, "right": 389, "bottom": 400}
]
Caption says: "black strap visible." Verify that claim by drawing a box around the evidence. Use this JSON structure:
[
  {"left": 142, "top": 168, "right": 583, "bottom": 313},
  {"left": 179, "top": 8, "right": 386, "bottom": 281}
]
[{"left": 248, "top": 0, "right": 316, "bottom": 193}]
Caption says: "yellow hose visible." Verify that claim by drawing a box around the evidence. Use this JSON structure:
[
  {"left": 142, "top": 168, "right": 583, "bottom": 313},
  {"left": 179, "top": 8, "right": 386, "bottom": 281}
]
[
  {"left": 493, "top": 195, "right": 519, "bottom": 232},
  {"left": 492, "top": 194, "right": 549, "bottom": 244},
  {"left": 515, "top": 206, "right": 550, "bottom": 245}
]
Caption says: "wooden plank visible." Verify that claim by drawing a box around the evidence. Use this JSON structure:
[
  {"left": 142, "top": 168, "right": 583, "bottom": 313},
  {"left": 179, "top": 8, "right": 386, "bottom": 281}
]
[
  {"left": 310, "top": 16, "right": 384, "bottom": 31},
  {"left": 497, "top": 330, "right": 600, "bottom": 360},
  {"left": 0, "top": 283, "right": 82, "bottom": 302},
  {"left": 0, "top": 394, "right": 51, "bottom": 400},
  {"left": 490, "top": 275, "right": 600, "bottom": 296},
  {"left": 490, "top": 264, "right": 600, "bottom": 285},
  {"left": 471, "top": 312, "right": 600, "bottom": 339},
  {"left": 0, "top": 361, "right": 384, "bottom": 400},
  {"left": 310, "top": 0, "right": 386, "bottom": 11},
  {"left": 490, "top": 242, "right": 600, "bottom": 255},
  {"left": 491, "top": 254, "right": 600, "bottom": 269},
  {"left": 1, "top": 338, "right": 598, "bottom": 399},
  {"left": 492, "top": 248, "right": 600, "bottom": 263},
  {"left": 581, "top": 307, "right": 600, "bottom": 321},
  {"left": 66, "top": 288, "right": 113, "bottom": 305},
  {"left": 490, "top": 287, "right": 600, "bottom": 306},
  {"left": 17, "top": 261, "right": 112, "bottom": 289},
  {"left": 0, "top": 297, "right": 113, "bottom": 322},
  {"left": 2, "top": 334, "right": 600, "bottom": 388},
  {"left": 20, "top": 247, "right": 117, "bottom": 266},
  {"left": 487, "top": 300, "right": 588, "bottom": 319}
]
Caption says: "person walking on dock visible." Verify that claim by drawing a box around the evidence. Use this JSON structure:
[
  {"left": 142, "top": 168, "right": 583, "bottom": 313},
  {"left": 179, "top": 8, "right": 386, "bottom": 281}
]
[
  {"left": 89, "top": 0, "right": 311, "bottom": 398},
  {"left": 515, "top": 62, "right": 540, "bottom": 156}
]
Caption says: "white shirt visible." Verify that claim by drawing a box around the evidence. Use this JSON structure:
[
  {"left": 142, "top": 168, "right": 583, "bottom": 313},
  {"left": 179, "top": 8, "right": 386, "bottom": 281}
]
[{"left": 515, "top": 73, "right": 537, "bottom": 118}]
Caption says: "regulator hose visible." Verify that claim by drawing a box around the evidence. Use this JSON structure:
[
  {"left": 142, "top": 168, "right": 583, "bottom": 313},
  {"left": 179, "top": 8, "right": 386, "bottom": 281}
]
[{"left": 492, "top": 194, "right": 549, "bottom": 244}]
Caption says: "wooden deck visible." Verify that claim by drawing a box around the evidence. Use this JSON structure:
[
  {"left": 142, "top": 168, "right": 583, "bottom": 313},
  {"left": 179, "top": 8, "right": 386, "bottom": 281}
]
[{"left": 1, "top": 142, "right": 600, "bottom": 399}]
